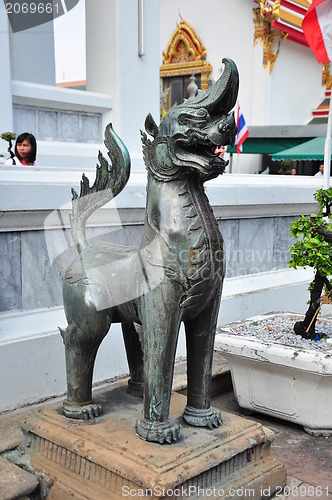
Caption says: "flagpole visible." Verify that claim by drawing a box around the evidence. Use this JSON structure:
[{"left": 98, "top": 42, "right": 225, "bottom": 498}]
[
  {"left": 229, "top": 152, "right": 233, "bottom": 173},
  {"left": 323, "top": 88, "right": 332, "bottom": 189},
  {"left": 302, "top": 0, "right": 332, "bottom": 188}
]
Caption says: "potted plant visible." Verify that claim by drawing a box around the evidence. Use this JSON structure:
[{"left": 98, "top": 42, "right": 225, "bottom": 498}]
[
  {"left": 288, "top": 188, "right": 332, "bottom": 340},
  {"left": 1, "top": 131, "right": 16, "bottom": 160},
  {"left": 214, "top": 312, "right": 332, "bottom": 436},
  {"left": 214, "top": 189, "right": 332, "bottom": 436}
]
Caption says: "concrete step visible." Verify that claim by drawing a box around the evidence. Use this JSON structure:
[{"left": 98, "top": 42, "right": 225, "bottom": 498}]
[
  {"left": 218, "top": 267, "right": 314, "bottom": 325},
  {"left": 0, "top": 456, "right": 38, "bottom": 500}
]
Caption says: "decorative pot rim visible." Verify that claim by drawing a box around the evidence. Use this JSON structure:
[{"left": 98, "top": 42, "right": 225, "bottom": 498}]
[{"left": 215, "top": 312, "right": 332, "bottom": 374}]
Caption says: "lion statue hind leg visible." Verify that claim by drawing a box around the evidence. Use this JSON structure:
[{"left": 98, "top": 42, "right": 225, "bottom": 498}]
[
  {"left": 183, "top": 289, "right": 223, "bottom": 429},
  {"left": 122, "top": 321, "right": 144, "bottom": 398},
  {"left": 60, "top": 280, "right": 112, "bottom": 420}
]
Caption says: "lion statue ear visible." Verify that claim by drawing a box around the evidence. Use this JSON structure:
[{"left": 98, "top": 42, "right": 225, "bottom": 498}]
[{"left": 145, "top": 113, "right": 159, "bottom": 138}]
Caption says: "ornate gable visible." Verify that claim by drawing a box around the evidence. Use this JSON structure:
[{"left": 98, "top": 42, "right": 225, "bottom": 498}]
[{"left": 160, "top": 18, "right": 212, "bottom": 90}]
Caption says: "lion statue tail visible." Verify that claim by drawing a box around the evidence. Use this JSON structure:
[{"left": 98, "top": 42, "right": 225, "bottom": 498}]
[{"left": 70, "top": 124, "right": 131, "bottom": 254}]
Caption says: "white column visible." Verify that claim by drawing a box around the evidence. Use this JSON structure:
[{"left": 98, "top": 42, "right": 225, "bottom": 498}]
[
  {"left": 11, "top": 21, "right": 56, "bottom": 85},
  {"left": 250, "top": 41, "right": 273, "bottom": 126},
  {"left": 0, "top": 3, "right": 13, "bottom": 154},
  {"left": 85, "top": 0, "right": 160, "bottom": 170}
]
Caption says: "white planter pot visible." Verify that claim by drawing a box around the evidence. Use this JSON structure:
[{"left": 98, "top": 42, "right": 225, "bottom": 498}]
[{"left": 215, "top": 315, "right": 332, "bottom": 436}]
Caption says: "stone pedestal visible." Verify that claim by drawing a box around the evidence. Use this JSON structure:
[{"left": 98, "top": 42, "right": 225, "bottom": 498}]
[{"left": 21, "top": 383, "right": 286, "bottom": 499}]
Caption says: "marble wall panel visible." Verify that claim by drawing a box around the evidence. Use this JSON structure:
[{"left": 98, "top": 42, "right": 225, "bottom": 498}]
[
  {"left": 273, "top": 216, "right": 297, "bottom": 270},
  {"left": 21, "top": 230, "right": 63, "bottom": 310},
  {"left": 219, "top": 219, "right": 239, "bottom": 278},
  {"left": 38, "top": 110, "right": 58, "bottom": 140},
  {"left": 87, "top": 225, "right": 144, "bottom": 248},
  {"left": 13, "top": 106, "right": 36, "bottom": 137},
  {"left": 19, "top": 226, "right": 145, "bottom": 312},
  {"left": 237, "top": 218, "right": 274, "bottom": 276},
  {"left": 13, "top": 105, "right": 102, "bottom": 143},
  {"left": 0, "top": 216, "right": 297, "bottom": 313},
  {"left": 0, "top": 232, "right": 22, "bottom": 311},
  {"left": 44, "top": 227, "right": 78, "bottom": 279},
  {"left": 81, "top": 114, "right": 101, "bottom": 143},
  {"left": 60, "top": 112, "right": 79, "bottom": 142}
]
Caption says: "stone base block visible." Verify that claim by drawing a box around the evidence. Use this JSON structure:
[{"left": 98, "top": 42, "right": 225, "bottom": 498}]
[
  {"left": 0, "top": 456, "right": 39, "bottom": 500},
  {"left": 21, "top": 383, "right": 286, "bottom": 499}
]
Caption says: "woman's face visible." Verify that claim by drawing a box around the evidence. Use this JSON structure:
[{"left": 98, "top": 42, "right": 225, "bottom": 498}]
[{"left": 17, "top": 139, "right": 32, "bottom": 160}]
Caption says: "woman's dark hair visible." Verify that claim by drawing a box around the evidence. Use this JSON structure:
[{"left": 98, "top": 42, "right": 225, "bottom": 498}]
[{"left": 15, "top": 132, "right": 37, "bottom": 164}]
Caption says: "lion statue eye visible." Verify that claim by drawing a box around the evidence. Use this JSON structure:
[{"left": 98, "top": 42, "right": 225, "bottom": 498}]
[{"left": 218, "top": 122, "right": 231, "bottom": 135}]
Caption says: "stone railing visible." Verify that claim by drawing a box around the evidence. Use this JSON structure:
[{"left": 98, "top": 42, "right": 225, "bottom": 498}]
[{"left": 2, "top": 81, "right": 114, "bottom": 168}]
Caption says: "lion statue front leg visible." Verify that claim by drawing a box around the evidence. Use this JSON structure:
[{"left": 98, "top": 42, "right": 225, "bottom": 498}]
[
  {"left": 183, "top": 287, "right": 223, "bottom": 429},
  {"left": 135, "top": 280, "right": 183, "bottom": 444}
]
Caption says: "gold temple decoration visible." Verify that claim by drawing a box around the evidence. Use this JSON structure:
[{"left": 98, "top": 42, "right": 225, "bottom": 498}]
[
  {"left": 160, "top": 17, "right": 212, "bottom": 91},
  {"left": 253, "top": 1, "right": 287, "bottom": 74},
  {"left": 322, "top": 63, "right": 332, "bottom": 90},
  {"left": 259, "top": 0, "right": 281, "bottom": 20}
]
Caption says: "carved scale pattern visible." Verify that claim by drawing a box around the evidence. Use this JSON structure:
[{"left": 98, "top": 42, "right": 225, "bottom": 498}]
[{"left": 178, "top": 176, "right": 223, "bottom": 310}]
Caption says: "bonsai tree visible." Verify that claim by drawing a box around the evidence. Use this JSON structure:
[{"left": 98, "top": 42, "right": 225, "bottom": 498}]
[
  {"left": 289, "top": 188, "right": 332, "bottom": 340},
  {"left": 1, "top": 131, "right": 16, "bottom": 159},
  {"left": 277, "top": 158, "right": 294, "bottom": 175}
]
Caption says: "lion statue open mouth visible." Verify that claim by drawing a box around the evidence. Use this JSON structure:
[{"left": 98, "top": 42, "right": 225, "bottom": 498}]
[{"left": 60, "top": 58, "right": 239, "bottom": 444}]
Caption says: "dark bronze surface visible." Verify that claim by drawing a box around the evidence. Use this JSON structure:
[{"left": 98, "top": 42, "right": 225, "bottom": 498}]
[{"left": 60, "top": 58, "right": 239, "bottom": 443}]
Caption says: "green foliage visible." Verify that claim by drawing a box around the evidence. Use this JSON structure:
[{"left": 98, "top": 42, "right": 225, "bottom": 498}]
[
  {"left": 289, "top": 188, "right": 332, "bottom": 278},
  {"left": 281, "top": 158, "right": 294, "bottom": 168},
  {"left": 315, "top": 188, "right": 332, "bottom": 215},
  {"left": 1, "top": 131, "right": 16, "bottom": 142}
]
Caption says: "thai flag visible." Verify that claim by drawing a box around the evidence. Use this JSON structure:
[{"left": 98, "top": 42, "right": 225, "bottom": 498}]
[
  {"left": 302, "top": 0, "right": 332, "bottom": 63},
  {"left": 236, "top": 103, "right": 249, "bottom": 154}
]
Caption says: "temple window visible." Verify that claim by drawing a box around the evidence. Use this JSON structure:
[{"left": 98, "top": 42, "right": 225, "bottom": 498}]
[{"left": 160, "top": 17, "right": 212, "bottom": 115}]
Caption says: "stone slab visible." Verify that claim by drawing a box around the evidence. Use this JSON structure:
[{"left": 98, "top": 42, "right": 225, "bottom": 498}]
[
  {"left": 0, "top": 414, "right": 22, "bottom": 454},
  {"left": 21, "top": 383, "right": 286, "bottom": 499},
  {"left": 0, "top": 456, "right": 38, "bottom": 500}
]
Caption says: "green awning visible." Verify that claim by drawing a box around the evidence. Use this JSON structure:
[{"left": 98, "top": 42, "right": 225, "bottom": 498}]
[
  {"left": 271, "top": 136, "right": 328, "bottom": 161},
  {"left": 227, "top": 137, "right": 313, "bottom": 155}
]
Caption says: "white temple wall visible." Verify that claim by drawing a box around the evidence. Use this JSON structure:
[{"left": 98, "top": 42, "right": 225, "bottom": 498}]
[
  {"left": 86, "top": 0, "right": 160, "bottom": 164},
  {"left": 269, "top": 39, "right": 322, "bottom": 125},
  {"left": 159, "top": 0, "right": 262, "bottom": 175},
  {"left": 0, "top": 1, "right": 13, "bottom": 143},
  {"left": 11, "top": 21, "right": 56, "bottom": 85},
  {"left": 159, "top": 0, "right": 322, "bottom": 128}
]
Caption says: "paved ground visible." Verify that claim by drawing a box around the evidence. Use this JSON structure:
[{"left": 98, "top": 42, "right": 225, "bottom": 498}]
[
  {"left": 211, "top": 382, "right": 332, "bottom": 500},
  {"left": 0, "top": 353, "right": 331, "bottom": 499}
]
